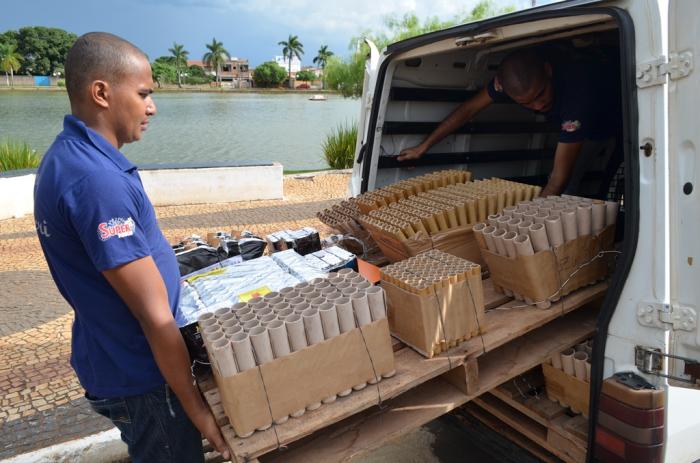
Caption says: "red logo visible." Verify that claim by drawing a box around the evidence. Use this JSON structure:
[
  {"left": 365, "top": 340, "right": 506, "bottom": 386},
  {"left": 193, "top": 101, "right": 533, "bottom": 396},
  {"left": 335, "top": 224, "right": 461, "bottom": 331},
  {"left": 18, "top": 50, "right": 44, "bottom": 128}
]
[
  {"left": 98, "top": 217, "right": 136, "bottom": 241},
  {"left": 561, "top": 120, "right": 581, "bottom": 132}
]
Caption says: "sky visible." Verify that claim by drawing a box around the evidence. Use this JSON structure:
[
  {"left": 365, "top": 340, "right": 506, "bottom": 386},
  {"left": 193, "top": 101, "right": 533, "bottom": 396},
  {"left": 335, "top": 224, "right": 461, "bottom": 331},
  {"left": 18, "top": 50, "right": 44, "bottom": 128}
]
[{"left": 1, "top": 0, "right": 547, "bottom": 67}]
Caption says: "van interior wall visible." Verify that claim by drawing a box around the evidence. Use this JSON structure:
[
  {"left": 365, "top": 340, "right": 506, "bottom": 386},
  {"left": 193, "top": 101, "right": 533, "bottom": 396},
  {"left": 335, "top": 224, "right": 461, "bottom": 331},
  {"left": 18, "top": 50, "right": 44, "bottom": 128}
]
[{"left": 374, "top": 30, "right": 622, "bottom": 200}]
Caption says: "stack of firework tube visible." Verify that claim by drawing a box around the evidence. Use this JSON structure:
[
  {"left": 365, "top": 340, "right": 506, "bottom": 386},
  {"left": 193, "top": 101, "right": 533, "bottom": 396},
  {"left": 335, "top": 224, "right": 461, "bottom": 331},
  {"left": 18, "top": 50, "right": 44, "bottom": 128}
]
[
  {"left": 380, "top": 249, "right": 485, "bottom": 358},
  {"left": 317, "top": 169, "right": 471, "bottom": 236},
  {"left": 543, "top": 339, "right": 594, "bottom": 416},
  {"left": 198, "top": 270, "right": 395, "bottom": 438},
  {"left": 473, "top": 195, "right": 619, "bottom": 308},
  {"left": 360, "top": 178, "right": 541, "bottom": 241}
]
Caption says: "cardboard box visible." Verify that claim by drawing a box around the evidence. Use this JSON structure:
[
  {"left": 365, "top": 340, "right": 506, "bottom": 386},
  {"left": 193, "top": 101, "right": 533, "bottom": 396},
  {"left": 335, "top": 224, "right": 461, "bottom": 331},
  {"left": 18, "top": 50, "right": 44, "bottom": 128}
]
[
  {"left": 481, "top": 225, "right": 615, "bottom": 302},
  {"left": 542, "top": 363, "right": 590, "bottom": 417},
  {"left": 382, "top": 275, "right": 485, "bottom": 358},
  {"left": 369, "top": 225, "right": 484, "bottom": 266},
  {"left": 211, "top": 318, "right": 394, "bottom": 437}
]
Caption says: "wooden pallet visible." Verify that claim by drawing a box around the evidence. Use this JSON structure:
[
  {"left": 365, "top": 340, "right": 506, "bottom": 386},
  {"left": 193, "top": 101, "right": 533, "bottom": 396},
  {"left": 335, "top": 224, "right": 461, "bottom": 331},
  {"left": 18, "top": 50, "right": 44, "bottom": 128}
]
[
  {"left": 199, "top": 279, "right": 606, "bottom": 462},
  {"left": 468, "top": 376, "right": 589, "bottom": 463}
]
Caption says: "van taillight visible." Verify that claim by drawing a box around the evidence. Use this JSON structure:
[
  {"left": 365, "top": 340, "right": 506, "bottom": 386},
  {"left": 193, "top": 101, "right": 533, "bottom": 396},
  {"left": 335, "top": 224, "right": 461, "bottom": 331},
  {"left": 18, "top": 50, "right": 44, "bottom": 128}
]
[{"left": 594, "top": 372, "right": 664, "bottom": 463}]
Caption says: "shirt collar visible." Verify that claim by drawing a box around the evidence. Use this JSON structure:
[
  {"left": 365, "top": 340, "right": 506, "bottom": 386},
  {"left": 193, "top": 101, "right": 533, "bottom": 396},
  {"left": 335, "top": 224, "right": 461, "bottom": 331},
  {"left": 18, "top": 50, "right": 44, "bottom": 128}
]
[{"left": 62, "top": 115, "right": 138, "bottom": 173}]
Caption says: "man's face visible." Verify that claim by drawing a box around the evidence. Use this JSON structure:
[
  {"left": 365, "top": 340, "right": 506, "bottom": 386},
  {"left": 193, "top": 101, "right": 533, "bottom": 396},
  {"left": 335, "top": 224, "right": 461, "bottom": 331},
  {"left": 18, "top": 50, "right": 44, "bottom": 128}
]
[
  {"left": 110, "top": 56, "right": 156, "bottom": 147},
  {"left": 509, "top": 64, "right": 554, "bottom": 113}
]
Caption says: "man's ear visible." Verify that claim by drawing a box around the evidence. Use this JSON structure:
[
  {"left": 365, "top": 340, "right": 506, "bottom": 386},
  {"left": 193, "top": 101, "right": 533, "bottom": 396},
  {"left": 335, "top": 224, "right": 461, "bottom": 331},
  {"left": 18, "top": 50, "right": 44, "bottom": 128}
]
[{"left": 90, "top": 80, "right": 110, "bottom": 109}]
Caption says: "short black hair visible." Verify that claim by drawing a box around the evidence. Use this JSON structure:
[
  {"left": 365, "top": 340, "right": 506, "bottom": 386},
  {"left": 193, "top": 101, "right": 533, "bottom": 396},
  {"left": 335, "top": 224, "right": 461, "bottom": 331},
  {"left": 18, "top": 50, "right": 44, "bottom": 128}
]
[
  {"left": 65, "top": 32, "right": 147, "bottom": 102},
  {"left": 496, "top": 49, "right": 547, "bottom": 97}
]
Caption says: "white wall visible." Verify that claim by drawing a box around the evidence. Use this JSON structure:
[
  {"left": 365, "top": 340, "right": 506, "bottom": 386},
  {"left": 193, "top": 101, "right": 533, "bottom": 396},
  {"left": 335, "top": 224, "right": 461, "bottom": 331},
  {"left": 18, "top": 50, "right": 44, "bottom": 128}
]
[{"left": 0, "top": 164, "right": 283, "bottom": 220}]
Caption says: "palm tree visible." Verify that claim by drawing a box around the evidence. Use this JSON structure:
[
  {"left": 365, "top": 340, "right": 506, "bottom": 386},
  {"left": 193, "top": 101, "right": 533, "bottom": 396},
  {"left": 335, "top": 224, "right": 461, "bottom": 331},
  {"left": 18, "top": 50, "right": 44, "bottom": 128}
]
[
  {"left": 313, "top": 45, "right": 333, "bottom": 89},
  {"left": 203, "top": 38, "right": 230, "bottom": 85},
  {"left": 278, "top": 34, "right": 304, "bottom": 88},
  {"left": 0, "top": 43, "right": 22, "bottom": 88},
  {"left": 168, "top": 42, "right": 189, "bottom": 88}
]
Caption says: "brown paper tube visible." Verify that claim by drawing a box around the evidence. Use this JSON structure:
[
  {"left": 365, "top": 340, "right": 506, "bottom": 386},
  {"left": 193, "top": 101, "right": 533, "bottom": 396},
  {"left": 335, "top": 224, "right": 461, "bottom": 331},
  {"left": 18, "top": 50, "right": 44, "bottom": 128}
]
[
  {"left": 561, "top": 348, "right": 575, "bottom": 376},
  {"left": 279, "top": 286, "right": 296, "bottom": 298},
  {"left": 256, "top": 307, "right": 273, "bottom": 319},
  {"left": 366, "top": 286, "right": 386, "bottom": 321},
  {"left": 337, "top": 268, "right": 356, "bottom": 278},
  {"left": 304, "top": 291, "right": 321, "bottom": 301},
  {"left": 528, "top": 222, "right": 550, "bottom": 252},
  {"left": 214, "top": 307, "right": 232, "bottom": 318},
  {"left": 351, "top": 293, "right": 373, "bottom": 326},
  {"left": 285, "top": 314, "right": 307, "bottom": 352},
  {"left": 309, "top": 296, "right": 326, "bottom": 308},
  {"left": 354, "top": 281, "right": 373, "bottom": 292},
  {"left": 482, "top": 225, "right": 498, "bottom": 253},
  {"left": 434, "top": 210, "right": 449, "bottom": 230},
  {"left": 263, "top": 291, "right": 281, "bottom": 301},
  {"left": 221, "top": 318, "right": 238, "bottom": 330},
  {"left": 560, "top": 208, "right": 578, "bottom": 242},
  {"left": 605, "top": 200, "right": 619, "bottom": 226},
  {"left": 224, "top": 325, "right": 242, "bottom": 338},
  {"left": 576, "top": 203, "right": 592, "bottom": 236},
  {"left": 242, "top": 319, "right": 260, "bottom": 333},
  {"left": 456, "top": 203, "right": 468, "bottom": 226},
  {"left": 277, "top": 308, "right": 293, "bottom": 319},
  {"left": 302, "top": 308, "right": 324, "bottom": 345},
  {"left": 249, "top": 326, "right": 274, "bottom": 365},
  {"left": 334, "top": 281, "right": 351, "bottom": 291},
  {"left": 259, "top": 313, "right": 277, "bottom": 326},
  {"left": 335, "top": 297, "right": 356, "bottom": 333},
  {"left": 250, "top": 301, "right": 268, "bottom": 312},
  {"left": 325, "top": 292, "right": 342, "bottom": 303},
  {"left": 487, "top": 193, "right": 497, "bottom": 215},
  {"left": 544, "top": 215, "right": 565, "bottom": 247},
  {"left": 231, "top": 332, "right": 256, "bottom": 372},
  {"left": 573, "top": 351, "right": 588, "bottom": 381},
  {"left": 211, "top": 338, "right": 238, "bottom": 377},
  {"left": 239, "top": 312, "right": 256, "bottom": 324},
  {"left": 233, "top": 303, "right": 251, "bottom": 317},
  {"left": 497, "top": 190, "right": 506, "bottom": 211},
  {"left": 248, "top": 296, "right": 264, "bottom": 306},
  {"left": 503, "top": 231, "right": 518, "bottom": 258},
  {"left": 271, "top": 302, "right": 290, "bottom": 314},
  {"left": 467, "top": 200, "right": 478, "bottom": 224},
  {"left": 533, "top": 211, "right": 549, "bottom": 224},
  {"left": 477, "top": 197, "right": 487, "bottom": 222},
  {"left": 551, "top": 353, "right": 563, "bottom": 370},
  {"left": 341, "top": 287, "right": 357, "bottom": 298},
  {"left": 507, "top": 217, "right": 522, "bottom": 233},
  {"left": 585, "top": 360, "right": 591, "bottom": 382},
  {"left": 592, "top": 201, "right": 606, "bottom": 234},
  {"left": 517, "top": 200, "right": 532, "bottom": 211},
  {"left": 472, "top": 222, "right": 488, "bottom": 249},
  {"left": 517, "top": 219, "right": 533, "bottom": 236},
  {"left": 319, "top": 302, "right": 341, "bottom": 339},
  {"left": 514, "top": 234, "right": 535, "bottom": 256},
  {"left": 503, "top": 206, "right": 517, "bottom": 217},
  {"left": 487, "top": 214, "right": 501, "bottom": 227},
  {"left": 492, "top": 228, "right": 508, "bottom": 256},
  {"left": 198, "top": 313, "right": 217, "bottom": 329}
]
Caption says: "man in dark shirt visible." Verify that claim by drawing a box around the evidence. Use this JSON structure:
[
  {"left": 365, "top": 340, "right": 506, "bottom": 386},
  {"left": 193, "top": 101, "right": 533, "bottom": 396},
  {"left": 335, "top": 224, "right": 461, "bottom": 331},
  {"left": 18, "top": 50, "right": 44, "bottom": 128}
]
[
  {"left": 398, "top": 48, "right": 622, "bottom": 197},
  {"left": 33, "top": 32, "right": 230, "bottom": 462}
]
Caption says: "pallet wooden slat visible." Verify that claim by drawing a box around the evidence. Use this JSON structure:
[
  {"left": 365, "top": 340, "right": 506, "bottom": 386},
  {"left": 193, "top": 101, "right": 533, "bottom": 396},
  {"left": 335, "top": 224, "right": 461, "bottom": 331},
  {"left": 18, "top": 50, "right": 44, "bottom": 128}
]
[
  {"left": 258, "top": 305, "right": 598, "bottom": 462},
  {"left": 200, "top": 280, "right": 606, "bottom": 462}
]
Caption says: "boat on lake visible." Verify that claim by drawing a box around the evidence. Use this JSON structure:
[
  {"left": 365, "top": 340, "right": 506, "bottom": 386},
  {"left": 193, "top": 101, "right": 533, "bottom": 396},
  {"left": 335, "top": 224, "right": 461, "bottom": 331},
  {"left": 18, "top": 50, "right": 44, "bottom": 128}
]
[{"left": 309, "top": 94, "right": 327, "bottom": 101}]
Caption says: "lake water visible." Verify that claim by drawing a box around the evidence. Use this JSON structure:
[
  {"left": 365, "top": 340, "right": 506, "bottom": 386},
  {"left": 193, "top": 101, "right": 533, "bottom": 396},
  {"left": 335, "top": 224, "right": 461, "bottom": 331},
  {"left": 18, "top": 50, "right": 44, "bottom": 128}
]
[{"left": 0, "top": 91, "right": 361, "bottom": 170}]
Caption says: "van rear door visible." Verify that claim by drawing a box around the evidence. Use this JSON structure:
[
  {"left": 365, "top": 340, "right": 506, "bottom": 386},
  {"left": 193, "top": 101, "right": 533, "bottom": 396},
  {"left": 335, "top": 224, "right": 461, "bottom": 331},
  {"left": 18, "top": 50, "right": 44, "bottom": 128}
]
[
  {"left": 665, "top": 0, "right": 700, "bottom": 388},
  {"left": 351, "top": 39, "right": 381, "bottom": 196}
]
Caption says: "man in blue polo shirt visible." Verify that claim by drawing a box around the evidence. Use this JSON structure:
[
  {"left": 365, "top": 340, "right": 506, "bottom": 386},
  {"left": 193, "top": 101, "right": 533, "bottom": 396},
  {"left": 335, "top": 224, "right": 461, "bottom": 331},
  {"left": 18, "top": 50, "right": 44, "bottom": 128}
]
[
  {"left": 398, "top": 48, "right": 622, "bottom": 197},
  {"left": 33, "top": 32, "right": 229, "bottom": 462}
]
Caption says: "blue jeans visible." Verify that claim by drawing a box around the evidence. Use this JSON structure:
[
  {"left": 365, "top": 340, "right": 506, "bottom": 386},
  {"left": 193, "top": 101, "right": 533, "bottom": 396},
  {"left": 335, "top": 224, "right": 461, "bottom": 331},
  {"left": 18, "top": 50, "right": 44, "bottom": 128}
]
[{"left": 86, "top": 384, "right": 204, "bottom": 463}]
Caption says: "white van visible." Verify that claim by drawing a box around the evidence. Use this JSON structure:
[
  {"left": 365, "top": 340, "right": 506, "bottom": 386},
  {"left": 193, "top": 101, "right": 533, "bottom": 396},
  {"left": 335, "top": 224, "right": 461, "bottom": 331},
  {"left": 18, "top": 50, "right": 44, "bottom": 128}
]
[{"left": 351, "top": 1, "right": 700, "bottom": 461}]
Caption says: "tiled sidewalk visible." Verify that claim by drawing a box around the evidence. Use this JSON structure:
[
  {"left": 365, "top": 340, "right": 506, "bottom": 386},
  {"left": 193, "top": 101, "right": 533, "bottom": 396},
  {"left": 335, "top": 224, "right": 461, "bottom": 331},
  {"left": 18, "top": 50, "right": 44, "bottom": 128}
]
[{"left": 0, "top": 173, "right": 349, "bottom": 459}]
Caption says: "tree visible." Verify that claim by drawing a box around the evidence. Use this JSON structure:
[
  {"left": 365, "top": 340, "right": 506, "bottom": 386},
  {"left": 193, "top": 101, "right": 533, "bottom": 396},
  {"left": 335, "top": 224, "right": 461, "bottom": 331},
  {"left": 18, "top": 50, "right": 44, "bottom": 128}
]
[
  {"left": 203, "top": 38, "right": 229, "bottom": 84},
  {"left": 0, "top": 43, "right": 22, "bottom": 87},
  {"left": 168, "top": 42, "right": 189, "bottom": 88},
  {"left": 313, "top": 45, "right": 333, "bottom": 89},
  {"left": 295, "top": 70, "right": 316, "bottom": 82},
  {"left": 151, "top": 60, "right": 176, "bottom": 88},
  {"left": 15, "top": 27, "right": 76, "bottom": 75},
  {"left": 185, "top": 64, "right": 211, "bottom": 85},
  {"left": 324, "top": 54, "right": 364, "bottom": 98},
  {"left": 252, "top": 61, "right": 287, "bottom": 88},
  {"left": 278, "top": 34, "right": 304, "bottom": 88}
]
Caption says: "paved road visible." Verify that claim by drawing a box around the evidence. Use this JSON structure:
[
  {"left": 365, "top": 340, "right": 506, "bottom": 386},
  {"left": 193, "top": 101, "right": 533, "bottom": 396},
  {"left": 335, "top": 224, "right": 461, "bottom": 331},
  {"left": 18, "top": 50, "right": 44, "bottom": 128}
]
[{"left": 0, "top": 173, "right": 348, "bottom": 459}]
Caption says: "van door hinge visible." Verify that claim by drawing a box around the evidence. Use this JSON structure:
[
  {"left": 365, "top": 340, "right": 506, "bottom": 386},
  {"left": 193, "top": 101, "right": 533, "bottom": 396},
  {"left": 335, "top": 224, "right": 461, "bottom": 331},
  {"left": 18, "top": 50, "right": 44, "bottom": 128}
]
[
  {"left": 636, "top": 51, "right": 693, "bottom": 88},
  {"left": 635, "top": 346, "right": 700, "bottom": 384},
  {"left": 637, "top": 302, "right": 697, "bottom": 331}
]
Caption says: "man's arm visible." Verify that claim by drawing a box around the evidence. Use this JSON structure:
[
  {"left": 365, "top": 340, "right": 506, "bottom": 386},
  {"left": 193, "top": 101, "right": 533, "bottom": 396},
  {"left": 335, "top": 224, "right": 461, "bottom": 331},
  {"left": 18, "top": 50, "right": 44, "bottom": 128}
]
[
  {"left": 398, "top": 86, "right": 494, "bottom": 161},
  {"left": 540, "top": 141, "right": 584, "bottom": 197},
  {"left": 103, "top": 257, "right": 231, "bottom": 460}
]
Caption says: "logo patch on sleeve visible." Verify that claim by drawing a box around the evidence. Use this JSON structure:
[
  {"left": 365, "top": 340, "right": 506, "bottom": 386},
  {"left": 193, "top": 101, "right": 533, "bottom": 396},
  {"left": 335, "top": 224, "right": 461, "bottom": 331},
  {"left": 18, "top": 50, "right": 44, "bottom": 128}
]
[
  {"left": 98, "top": 217, "right": 136, "bottom": 241},
  {"left": 561, "top": 120, "right": 582, "bottom": 132}
]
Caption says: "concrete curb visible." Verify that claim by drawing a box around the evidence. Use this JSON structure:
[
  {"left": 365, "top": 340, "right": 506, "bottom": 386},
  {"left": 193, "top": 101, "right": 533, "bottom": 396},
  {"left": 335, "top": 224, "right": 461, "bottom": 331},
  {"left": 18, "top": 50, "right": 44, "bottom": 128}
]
[{"left": 1, "top": 429, "right": 127, "bottom": 463}]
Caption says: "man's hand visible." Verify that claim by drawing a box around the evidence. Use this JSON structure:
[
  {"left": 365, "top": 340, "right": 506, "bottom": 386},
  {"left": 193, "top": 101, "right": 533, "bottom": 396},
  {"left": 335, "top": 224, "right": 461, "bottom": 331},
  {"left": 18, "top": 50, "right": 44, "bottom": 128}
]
[
  {"left": 542, "top": 141, "right": 584, "bottom": 196},
  {"left": 398, "top": 145, "right": 427, "bottom": 161},
  {"left": 190, "top": 405, "right": 231, "bottom": 460}
]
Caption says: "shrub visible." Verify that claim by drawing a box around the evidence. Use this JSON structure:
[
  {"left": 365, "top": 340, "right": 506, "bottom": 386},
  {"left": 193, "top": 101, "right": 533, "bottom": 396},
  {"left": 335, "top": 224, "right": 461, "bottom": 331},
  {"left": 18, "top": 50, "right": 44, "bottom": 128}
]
[
  {"left": 0, "top": 139, "right": 40, "bottom": 172},
  {"left": 322, "top": 121, "right": 357, "bottom": 169},
  {"left": 56, "top": 79, "right": 65, "bottom": 87},
  {"left": 253, "top": 61, "right": 287, "bottom": 88}
]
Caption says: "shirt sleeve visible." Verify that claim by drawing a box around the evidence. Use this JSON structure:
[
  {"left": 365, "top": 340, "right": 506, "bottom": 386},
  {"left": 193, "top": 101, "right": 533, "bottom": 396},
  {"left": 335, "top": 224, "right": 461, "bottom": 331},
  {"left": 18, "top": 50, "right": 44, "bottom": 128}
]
[
  {"left": 486, "top": 77, "right": 513, "bottom": 103},
  {"left": 63, "top": 173, "right": 151, "bottom": 272}
]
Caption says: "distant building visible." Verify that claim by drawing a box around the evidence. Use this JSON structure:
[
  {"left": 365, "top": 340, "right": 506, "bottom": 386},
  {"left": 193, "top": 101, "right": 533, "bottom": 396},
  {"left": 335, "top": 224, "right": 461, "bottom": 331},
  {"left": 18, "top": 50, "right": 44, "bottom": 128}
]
[
  {"left": 187, "top": 58, "right": 252, "bottom": 88},
  {"left": 275, "top": 56, "right": 301, "bottom": 73}
]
